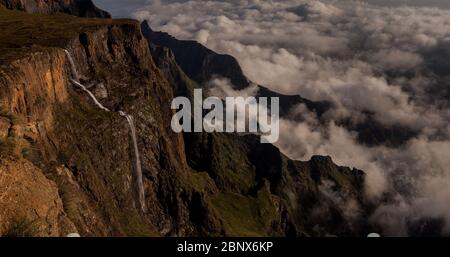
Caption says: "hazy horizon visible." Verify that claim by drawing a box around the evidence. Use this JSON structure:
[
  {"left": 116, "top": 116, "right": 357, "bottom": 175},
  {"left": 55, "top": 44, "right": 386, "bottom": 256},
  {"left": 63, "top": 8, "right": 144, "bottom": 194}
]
[{"left": 95, "top": 0, "right": 450, "bottom": 18}]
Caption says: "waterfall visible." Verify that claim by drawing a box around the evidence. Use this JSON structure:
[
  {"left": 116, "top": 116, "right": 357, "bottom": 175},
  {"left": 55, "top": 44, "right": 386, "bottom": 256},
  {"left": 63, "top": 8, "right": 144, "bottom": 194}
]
[
  {"left": 70, "top": 79, "right": 110, "bottom": 112},
  {"left": 64, "top": 50, "right": 109, "bottom": 111},
  {"left": 64, "top": 50, "right": 146, "bottom": 213},
  {"left": 119, "top": 111, "right": 146, "bottom": 213},
  {"left": 64, "top": 50, "right": 80, "bottom": 82}
]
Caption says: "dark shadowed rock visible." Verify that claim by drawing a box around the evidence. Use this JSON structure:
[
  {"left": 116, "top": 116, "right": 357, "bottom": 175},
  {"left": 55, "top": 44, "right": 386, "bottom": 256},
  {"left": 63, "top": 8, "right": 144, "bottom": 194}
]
[
  {"left": 141, "top": 21, "right": 331, "bottom": 117},
  {"left": 147, "top": 35, "right": 370, "bottom": 235},
  {"left": 141, "top": 21, "right": 249, "bottom": 90},
  {"left": 183, "top": 132, "right": 369, "bottom": 236},
  {"left": 256, "top": 86, "right": 330, "bottom": 117}
]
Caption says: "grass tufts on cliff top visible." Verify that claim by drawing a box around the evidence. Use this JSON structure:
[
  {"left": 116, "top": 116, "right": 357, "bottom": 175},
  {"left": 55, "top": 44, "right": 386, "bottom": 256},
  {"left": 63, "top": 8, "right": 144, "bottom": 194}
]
[{"left": 0, "top": 8, "right": 135, "bottom": 64}]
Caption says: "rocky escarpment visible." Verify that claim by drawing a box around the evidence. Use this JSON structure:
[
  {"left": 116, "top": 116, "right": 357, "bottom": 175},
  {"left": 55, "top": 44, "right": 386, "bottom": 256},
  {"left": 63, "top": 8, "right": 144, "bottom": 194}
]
[
  {"left": 0, "top": 0, "right": 111, "bottom": 18},
  {"left": 0, "top": 7, "right": 371, "bottom": 236},
  {"left": 0, "top": 7, "right": 193, "bottom": 235},
  {"left": 148, "top": 27, "right": 371, "bottom": 236},
  {"left": 141, "top": 22, "right": 249, "bottom": 90},
  {"left": 142, "top": 21, "right": 417, "bottom": 147},
  {"left": 183, "top": 133, "right": 369, "bottom": 236},
  {"left": 141, "top": 21, "right": 329, "bottom": 113}
]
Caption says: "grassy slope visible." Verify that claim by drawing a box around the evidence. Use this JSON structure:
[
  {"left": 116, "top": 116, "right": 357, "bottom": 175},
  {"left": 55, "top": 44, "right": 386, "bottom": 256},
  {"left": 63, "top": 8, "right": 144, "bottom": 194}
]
[{"left": 0, "top": 7, "right": 134, "bottom": 64}]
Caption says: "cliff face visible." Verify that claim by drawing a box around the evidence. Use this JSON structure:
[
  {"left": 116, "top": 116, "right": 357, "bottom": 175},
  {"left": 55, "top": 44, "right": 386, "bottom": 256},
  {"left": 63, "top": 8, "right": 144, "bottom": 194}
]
[
  {"left": 182, "top": 133, "right": 369, "bottom": 236},
  {"left": 147, "top": 26, "right": 370, "bottom": 236},
  {"left": 0, "top": 7, "right": 370, "bottom": 236},
  {"left": 141, "top": 22, "right": 249, "bottom": 90},
  {"left": 141, "top": 21, "right": 329, "bottom": 115},
  {"left": 0, "top": 8, "right": 194, "bottom": 236},
  {"left": 0, "top": 0, "right": 111, "bottom": 18}
]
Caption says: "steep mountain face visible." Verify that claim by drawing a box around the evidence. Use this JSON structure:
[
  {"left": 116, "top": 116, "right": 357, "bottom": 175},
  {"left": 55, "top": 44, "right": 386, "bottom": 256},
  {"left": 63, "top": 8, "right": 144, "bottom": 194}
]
[
  {"left": 0, "top": 0, "right": 111, "bottom": 18},
  {"left": 141, "top": 21, "right": 331, "bottom": 115},
  {"left": 147, "top": 25, "right": 371, "bottom": 236},
  {"left": 0, "top": 8, "right": 194, "bottom": 236},
  {"left": 0, "top": 6, "right": 370, "bottom": 236},
  {"left": 256, "top": 86, "right": 330, "bottom": 118},
  {"left": 142, "top": 21, "right": 417, "bottom": 147},
  {"left": 183, "top": 133, "right": 369, "bottom": 236},
  {"left": 149, "top": 43, "right": 197, "bottom": 99},
  {"left": 141, "top": 21, "right": 249, "bottom": 90}
]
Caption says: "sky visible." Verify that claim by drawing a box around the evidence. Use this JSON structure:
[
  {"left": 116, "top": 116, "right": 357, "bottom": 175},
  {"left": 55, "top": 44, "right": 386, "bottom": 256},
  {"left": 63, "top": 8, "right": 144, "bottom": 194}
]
[
  {"left": 95, "top": 0, "right": 450, "bottom": 17},
  {"left": 93, "top": 0, "right": 450, "bottom": 236}
]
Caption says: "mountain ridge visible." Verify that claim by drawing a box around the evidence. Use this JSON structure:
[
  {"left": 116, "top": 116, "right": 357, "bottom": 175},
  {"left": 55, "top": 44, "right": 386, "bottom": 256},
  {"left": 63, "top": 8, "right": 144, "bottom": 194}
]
[
  {"left": 141, "top": 20, "right": 418, "bottom": 147},
  {"left": 0, "top": 4, "right": 371, "bottom": 236},
  {"left": 144, "top": 20, "right": 371, "bottom": 236}
]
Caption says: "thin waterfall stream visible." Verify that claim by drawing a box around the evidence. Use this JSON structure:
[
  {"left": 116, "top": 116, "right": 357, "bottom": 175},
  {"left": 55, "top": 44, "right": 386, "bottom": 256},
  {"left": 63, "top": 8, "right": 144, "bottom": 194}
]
[
  {"left": 119, "top": 111, "right": 146, "bottom": 213},
  {"left": 64, "top": 50, "right": 146, "bottom": 212}
]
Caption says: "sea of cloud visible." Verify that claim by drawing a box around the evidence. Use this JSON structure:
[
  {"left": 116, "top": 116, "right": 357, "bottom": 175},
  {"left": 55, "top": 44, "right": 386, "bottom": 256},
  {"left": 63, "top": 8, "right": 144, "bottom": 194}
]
[{"left": 132, "top": 0, "right": 450, "bottom": 235}]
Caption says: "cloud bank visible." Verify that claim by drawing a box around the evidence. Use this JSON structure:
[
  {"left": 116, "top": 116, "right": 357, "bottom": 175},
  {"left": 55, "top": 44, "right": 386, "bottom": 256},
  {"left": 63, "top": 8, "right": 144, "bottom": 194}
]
[{"left": 133, "top": 0, "right": 450, "bottom": 236}]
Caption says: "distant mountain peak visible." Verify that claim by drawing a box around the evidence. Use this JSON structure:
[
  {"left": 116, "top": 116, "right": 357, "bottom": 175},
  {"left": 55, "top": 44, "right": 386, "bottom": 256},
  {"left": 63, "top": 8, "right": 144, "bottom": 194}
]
[{"left": 141, "top": 21, "right": 250, "bottom": 90}]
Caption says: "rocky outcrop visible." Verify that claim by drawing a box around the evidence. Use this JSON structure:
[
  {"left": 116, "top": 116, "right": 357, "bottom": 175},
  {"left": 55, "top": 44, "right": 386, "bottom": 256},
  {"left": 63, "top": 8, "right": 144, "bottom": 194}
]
[
  {"left": 0, "top": 0, "right": 111, "bottom": 18},
  {"left": 0, "top": 158, "right": 77, "bottom": 236}
]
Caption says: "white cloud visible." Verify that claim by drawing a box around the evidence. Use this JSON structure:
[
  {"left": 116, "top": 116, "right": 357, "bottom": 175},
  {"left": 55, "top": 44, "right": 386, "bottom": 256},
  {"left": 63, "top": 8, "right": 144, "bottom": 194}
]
[
  {"left": 370, "top": 49, "right": 423, "bottom": 71},
  {"left": 133, "top": 0, "right": 450, "bottom": 235}
]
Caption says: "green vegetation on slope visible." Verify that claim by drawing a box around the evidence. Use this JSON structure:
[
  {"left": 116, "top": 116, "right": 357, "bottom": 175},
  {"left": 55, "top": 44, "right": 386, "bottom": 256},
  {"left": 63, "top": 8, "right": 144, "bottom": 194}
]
[
  {"left": 0, "top": 8, "right": 134, "bottom": 63},
  {"left": 210, "top": 188, "right": 278, "bottom": 237}
]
